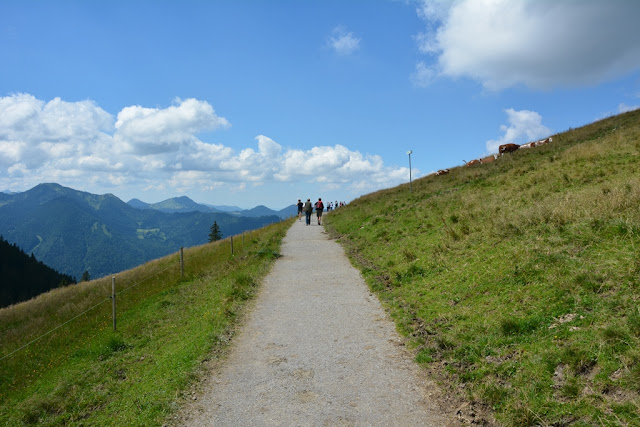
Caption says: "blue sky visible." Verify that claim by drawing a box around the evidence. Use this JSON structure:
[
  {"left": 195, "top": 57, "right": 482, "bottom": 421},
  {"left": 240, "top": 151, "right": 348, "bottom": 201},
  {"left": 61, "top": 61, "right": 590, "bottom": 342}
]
[{"left": 1, "top": 0, "right": 639, "bottom": 209}]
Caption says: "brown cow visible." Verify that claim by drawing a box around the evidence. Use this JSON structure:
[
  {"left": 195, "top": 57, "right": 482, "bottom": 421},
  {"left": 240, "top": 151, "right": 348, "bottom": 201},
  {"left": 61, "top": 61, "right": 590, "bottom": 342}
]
[
  {"left": 499, "top": 143, "right": 520, "bottom": 154},
  {"left": 481, "top": 154, "right": 496, "bottom": 163},
  {"left": 435, "top": 169, "right": 449, "bottom": 176},
  {"left": 534, "top": 136, "right": 553, "bottom": 146},
  {"left": 464, "top": 159, "right": 481, "bottom": 167}
]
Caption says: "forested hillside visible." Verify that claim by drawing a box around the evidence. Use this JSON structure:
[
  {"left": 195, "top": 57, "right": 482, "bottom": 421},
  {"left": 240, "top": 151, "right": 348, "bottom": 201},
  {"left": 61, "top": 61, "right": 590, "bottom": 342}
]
[
  {"left": 0, "top": 184, "right": 280, "bottom": 280},
  {"left": 0, "top": 236, "right": 76, "bottom": 308}
]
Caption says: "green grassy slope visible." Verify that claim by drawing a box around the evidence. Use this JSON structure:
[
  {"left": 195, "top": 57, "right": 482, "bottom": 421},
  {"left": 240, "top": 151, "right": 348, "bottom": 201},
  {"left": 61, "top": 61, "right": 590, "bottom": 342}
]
[
  {"left": 325, "top": 110, "right": 640, "bottom": 426},
  {"left": 0, "top": 220, "right": 291, "bottom": 426}
]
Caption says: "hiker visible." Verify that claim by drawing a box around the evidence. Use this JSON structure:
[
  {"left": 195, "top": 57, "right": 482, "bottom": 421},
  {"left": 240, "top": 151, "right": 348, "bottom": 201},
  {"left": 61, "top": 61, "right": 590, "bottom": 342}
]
[
  {"left": 315, "top": 198, "right": 324, "bottom": 225},
  {"left": 303, "top": 198, "right": 313, "bottom": 225},
  {"left": 297, "top": 199, "right": 303, "bottom": 221}
]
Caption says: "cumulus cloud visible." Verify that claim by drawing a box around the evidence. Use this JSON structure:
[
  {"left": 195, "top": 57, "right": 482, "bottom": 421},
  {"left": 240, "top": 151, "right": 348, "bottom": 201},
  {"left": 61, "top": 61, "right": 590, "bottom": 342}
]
[
  {"left": 219, "top": 135, "right": 283, "bottom": 182},
  {"left": 486, "top": 109, "right": 551, "bottom": 154},
  {"left": 328, "top": 26, "right": 361, "bottom": 55},
  {"left": 0, "top": 93, "right": 114, "bottom": 169},
  {"left": 0, "top": 94, "right": 410, "bottom": 199},
  {"left": 415, "top": 0, "right": 640, "bottom": 90},
  {"left": 114, "top": 97, "right": 230, "bottom": 154},
  {"left": 275, "top": 144, "right": 411, "bottom": 192}
]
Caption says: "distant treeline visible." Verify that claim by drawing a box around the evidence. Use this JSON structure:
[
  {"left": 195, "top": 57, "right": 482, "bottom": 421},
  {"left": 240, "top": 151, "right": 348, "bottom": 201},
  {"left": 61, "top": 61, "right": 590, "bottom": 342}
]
[{"left": 0, "top": 235, "right": 76, "bottom": 308}]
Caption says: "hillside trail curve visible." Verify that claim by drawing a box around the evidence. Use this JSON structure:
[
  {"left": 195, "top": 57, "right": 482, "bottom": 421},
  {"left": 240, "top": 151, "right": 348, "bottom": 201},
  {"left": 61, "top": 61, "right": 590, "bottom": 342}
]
[{"left": 180, "top": 218, "right": 453, "bottom": 426}]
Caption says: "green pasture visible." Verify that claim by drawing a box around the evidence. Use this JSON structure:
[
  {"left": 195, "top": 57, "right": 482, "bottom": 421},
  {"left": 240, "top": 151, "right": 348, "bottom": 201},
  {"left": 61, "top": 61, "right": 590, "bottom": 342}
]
[{"left": 326, "top": 110, "right": 640, "bottom": 426}]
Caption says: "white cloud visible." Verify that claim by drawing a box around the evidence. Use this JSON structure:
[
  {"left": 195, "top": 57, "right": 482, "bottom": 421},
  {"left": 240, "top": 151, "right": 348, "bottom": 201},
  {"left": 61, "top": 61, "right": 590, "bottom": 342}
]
[
  {"left": 328, "top": 26, "right": 361, "bottom": 55},
  {"left": 276, "top": 144, "right": 412, "bottom": 190},
  {"left": 0, "top": 141, "right": 24, "bottom": 165},
  {"left": 411, "top": 61, "right": 436, "bottom": 88},
  {"left": 415, "top": 0, "right": 640, "bottom": 90},
  {"left": 0, "top": 94, "right": 410, "bottom": 201},
  {"left": 486, "top": 108, "right": 551, "bottom": 153},
  {"left": 114, "top": 98, "right": 230, "bottom": 154},
  {"left": 618, "top": 103, "right": 639, "bottom": 114},
  {"left": 0, "top": 93, "right": 114, "bottom": 169},
  {"left": 256, "top": 135, "right": 281, "bottom": 159}
]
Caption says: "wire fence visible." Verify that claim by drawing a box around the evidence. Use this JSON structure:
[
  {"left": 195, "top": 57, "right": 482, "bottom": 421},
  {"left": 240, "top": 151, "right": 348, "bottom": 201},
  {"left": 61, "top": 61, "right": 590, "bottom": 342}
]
[{"left": 0, "top": 226, "right": 270, "bottom": 363}]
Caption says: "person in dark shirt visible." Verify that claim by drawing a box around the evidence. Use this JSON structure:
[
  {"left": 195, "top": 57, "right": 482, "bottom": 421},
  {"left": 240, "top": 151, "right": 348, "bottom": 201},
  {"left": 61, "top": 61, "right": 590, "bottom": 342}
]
[
  {"left": 297, "top": 199, "right": 303, "bottom": 221},
  {"left": 303, "top": 199, "right": 313, "bottom": 225}
]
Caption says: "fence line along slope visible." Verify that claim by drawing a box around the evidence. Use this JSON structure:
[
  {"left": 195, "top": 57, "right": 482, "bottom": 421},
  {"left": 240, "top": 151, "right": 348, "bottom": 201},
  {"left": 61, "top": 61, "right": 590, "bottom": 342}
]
[{"left": 0, "top": 220, "right": 290, "bottom": 426}]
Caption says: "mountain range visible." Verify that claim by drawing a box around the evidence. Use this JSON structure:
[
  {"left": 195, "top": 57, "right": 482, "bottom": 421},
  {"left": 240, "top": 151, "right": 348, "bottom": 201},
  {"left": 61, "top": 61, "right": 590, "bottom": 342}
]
[
  {"left": 126, "top": 195, "right": 294, "bottom": 218},
  {"left": 0, "top": 183, "right": 295, "bottom": 280}
]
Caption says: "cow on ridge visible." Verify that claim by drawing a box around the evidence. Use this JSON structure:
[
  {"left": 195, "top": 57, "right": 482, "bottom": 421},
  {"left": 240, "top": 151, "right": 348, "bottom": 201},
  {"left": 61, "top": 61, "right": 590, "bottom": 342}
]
[
  {"left": 534, "top": 137, "right": 553, "bottom": 146},
  {"left": 499, "top": 143, "right": 520, "bottom": 154}
]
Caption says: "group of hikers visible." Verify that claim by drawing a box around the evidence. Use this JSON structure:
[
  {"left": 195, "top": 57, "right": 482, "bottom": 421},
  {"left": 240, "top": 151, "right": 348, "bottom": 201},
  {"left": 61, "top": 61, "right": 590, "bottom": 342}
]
[{"left": 296, "top": 198, "right": 346, "bottom": 225}]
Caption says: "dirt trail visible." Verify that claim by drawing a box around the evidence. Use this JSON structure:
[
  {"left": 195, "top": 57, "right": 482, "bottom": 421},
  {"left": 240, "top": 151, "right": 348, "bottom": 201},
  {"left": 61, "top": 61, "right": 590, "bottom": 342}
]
[{"left": 181, "top": 219, "right": 452, "bottom": 426}]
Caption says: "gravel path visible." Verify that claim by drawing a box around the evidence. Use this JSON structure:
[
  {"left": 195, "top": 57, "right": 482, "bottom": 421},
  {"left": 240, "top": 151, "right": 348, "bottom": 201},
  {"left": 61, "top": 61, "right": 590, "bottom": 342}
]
[{"left": 182, "top": 219, "right": 450, "bottom": 426}]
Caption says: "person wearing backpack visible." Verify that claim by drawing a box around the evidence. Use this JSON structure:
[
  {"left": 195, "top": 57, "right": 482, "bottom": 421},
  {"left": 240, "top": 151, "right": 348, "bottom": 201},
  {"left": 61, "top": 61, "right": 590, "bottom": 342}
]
[
  {"left": 303, "top": 198, "right": 313, "bottom": 225},
  {"left": 314, "top": 198, "right": 324, "bottom": 225}
]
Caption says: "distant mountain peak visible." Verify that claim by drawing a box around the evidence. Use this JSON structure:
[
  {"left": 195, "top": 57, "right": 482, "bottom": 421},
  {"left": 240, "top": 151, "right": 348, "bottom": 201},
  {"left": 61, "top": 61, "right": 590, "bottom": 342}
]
[
  {"left": 127, "top": 198, "right": 149, "bottom": 209},
  {"left": 174, "top": 195, "right": 195, "bottom": 203},
  {"left": 205, "top": 204, "right": 243, "bottom": 212}
]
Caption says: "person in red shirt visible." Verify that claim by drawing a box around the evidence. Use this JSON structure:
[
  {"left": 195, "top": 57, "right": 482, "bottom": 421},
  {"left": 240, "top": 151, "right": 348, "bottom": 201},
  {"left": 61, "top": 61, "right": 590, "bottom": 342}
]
[{"left": 314, "top": 198, "right": 324, "bottom": 225}]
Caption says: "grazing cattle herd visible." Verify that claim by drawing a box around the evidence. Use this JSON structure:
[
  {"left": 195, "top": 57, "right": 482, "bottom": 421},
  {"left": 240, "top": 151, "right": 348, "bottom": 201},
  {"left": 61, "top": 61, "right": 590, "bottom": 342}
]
[
  {"left": 432, "top": 136, "right": 555, "bottom": 176},
  {"left": 518, "top": 137, "right": 553, "bottom": 150}
]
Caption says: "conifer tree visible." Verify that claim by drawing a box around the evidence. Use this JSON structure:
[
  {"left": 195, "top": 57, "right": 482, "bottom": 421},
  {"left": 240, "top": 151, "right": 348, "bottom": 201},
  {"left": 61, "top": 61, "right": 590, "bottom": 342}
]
[{"left": 208, "top": 221, "right": 222, "bottom": 242}]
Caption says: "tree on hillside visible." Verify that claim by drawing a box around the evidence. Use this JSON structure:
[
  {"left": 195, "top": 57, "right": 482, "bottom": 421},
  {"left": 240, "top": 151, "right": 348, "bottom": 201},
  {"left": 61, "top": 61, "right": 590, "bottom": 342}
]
[
  {"left": 208, "top": 221, "right": 222, "bottom": 242},
  {"left": 81, "top": 270, "right": 91, "bottom": 282},
  {"left": 0, "top": 235, "right": 76, "bottom": 308}
]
